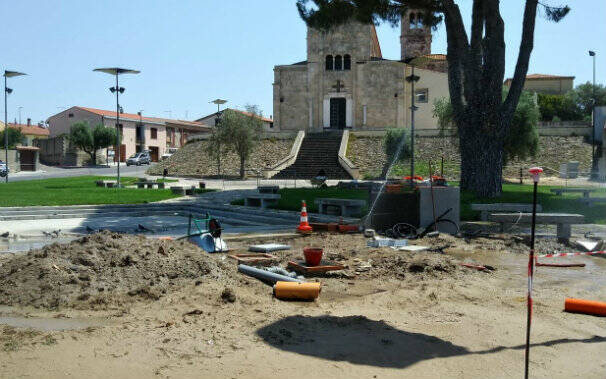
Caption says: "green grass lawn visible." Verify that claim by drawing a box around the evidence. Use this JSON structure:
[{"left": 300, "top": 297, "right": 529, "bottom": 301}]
[
  {"left": 0, "top": 176, "right": 183, "bottom": 207},
  {"left": 233, "top": 184, "right": 606, "bottom": 224}
]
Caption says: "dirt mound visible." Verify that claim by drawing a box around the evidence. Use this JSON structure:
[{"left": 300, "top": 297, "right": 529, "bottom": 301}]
[{"left": 0, "top": 231, "right": 230, "bottom": 309}]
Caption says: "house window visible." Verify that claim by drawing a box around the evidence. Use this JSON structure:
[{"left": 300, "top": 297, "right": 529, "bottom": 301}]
[
  {"left": 325, "top": 55, "right": 333, "bottom": 71},
  {"left": 415, "top": 88, "right": 429, "bottom": 103},
  {"left": 68, "top": 113, "right": 74, "bottom": 118},
  {"left": 151, "top": 128, "right": 157, "bottom": 139},
  {"left": 269, "top": 122, "right": 274, "bottom": 129},
  {"left": 344, "top": 54, "right": 351, "bottom": 70},
  {"left": 334, "top": 55, "right": 342, "bottom": 70}
]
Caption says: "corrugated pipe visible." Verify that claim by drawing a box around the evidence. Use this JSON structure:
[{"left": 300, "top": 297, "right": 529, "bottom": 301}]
[{"left": 238, "top": 264, "right": 302, "bottom": 284}]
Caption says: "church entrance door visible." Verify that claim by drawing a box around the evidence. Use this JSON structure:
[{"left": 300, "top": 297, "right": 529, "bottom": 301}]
[{"left": 329, "top": 98, "right": 346, "bottom": 129}]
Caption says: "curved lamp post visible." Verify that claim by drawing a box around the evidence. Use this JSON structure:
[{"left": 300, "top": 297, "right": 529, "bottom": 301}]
[
  {"left": 4, "top": 70, "right": 27, "bottom": 183},
  {"left": 93, "top": 67, "right": 140, "bottom": 187}
]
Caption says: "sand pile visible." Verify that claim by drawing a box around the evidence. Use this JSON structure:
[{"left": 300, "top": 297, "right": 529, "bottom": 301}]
[{"left": 0, "top": 231, "right": 230, "bottom": 309}]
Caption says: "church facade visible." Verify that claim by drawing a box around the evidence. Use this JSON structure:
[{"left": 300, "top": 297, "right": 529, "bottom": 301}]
[{"left": 272, "top": 12, "right": 449, "bottom": 134}]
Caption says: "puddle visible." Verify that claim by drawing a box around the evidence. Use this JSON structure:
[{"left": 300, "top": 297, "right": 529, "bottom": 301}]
[
  {"left": 0, "top": 315, "right": 103, "bottom": 331},
  {"left": 0, "top": 236, "right": 77, "bottom": 254}
]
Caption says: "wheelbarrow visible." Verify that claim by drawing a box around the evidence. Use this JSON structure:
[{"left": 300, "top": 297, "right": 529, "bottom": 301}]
[{"left": 185, "top": 213, "right": 228, "bottom": 253}]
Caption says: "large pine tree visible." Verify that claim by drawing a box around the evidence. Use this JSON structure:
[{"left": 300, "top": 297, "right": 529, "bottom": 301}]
[{"left": 296, "top": 0, "right": 569, "bottom": 197}]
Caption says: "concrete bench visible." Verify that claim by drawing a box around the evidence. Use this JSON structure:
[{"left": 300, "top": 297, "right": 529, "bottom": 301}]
[
  {"left": 244, "top": 193, "right": 281, "bottom": 208},
  {"left": 471, "top": 203, "right": 542, "bottom": 221},
  {"left": 488, "top": 213, "right": 584, "bottom": 242},
  {"left": 170, "top": 186, "right": 195, "bottom": 195},
  {"left": 95, "top": 180, "right": 117, "bottom": 188},
  {"left": 136, "top": 182, "right": 165, "bottom": 189},
  {"left": 315, "top": 198, "right": 366, "bottom": 217},
  {"left": 257, "top": 185, "right": 279, "bottom": 194},
  {"left": 550, "top": 188, "right": 596, "bottom": 198}
]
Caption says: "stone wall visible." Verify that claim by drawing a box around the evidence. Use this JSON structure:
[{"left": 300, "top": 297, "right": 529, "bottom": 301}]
[
  {"left": 347, "top": 135, "right": 593, "bottom": 180},
  {"left": 147, "top": 138, "right": 293, "bottom": 178}
]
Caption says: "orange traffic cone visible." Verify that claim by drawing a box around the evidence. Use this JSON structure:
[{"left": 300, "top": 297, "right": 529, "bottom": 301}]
[{"left": 297, "top": 200, "right": 313, "bottom": 233}]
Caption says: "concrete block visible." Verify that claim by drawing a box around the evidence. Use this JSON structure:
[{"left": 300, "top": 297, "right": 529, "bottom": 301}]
[{"left": 418, "top": 186, "right": 460, "bottom": 234}]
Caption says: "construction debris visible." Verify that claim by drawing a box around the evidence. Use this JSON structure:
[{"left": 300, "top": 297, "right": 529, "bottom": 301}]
[
  {"left": 248, "top": 244, "right": 291, "bottom": 253},
  {"left": 367, "top": 236, "right": 408, "bottom": 248}
]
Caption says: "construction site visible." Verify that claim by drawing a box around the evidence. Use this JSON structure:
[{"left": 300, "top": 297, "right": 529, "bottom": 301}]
[{"left": 0, "top": 170, "right": 605, "bottom": 379}]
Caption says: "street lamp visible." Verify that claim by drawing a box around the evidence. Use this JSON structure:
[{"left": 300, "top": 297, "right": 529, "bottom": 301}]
[
  {"left": 589, "top": 51, "right": 597, "bottom": 179},
  {"left": 93, "top": 67, "right": 140, "bottom": 187},
  {"left": 4, "top": 70, "right": 27, "bottom": 183}
]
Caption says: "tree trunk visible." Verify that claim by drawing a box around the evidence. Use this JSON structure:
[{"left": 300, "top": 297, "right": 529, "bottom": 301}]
[
  {"left": 239, "top": 156, "right": 246, "bottom": 179},
  {"left": 459, "top": 115, "right": 505, "bottom": 198},
  {"left": 92, "top": 150, "right": 97, "bottom": 166}
]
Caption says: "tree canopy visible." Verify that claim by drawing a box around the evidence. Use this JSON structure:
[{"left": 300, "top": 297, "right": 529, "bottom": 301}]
[
  {"left": 68, "top": 122, "right": 117, "bottom": 165},
  {"left": 220, "top": 106, "right": 264, "bottom": 179},
  {"left": 0, "top": 128, "right": 25, "bottom": 149}
]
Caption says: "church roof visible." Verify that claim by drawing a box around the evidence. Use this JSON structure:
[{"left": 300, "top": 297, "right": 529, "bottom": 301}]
[{"left": 370, "top": 24, "right": 383, "bottom": 59}]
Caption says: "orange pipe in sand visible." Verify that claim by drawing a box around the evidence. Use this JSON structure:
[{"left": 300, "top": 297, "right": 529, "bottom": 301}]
[
  {"left": 564, "top": 298, "right": 606, "bottom": 316},
  {"left": 273, "top": 281, "right": 321, "bottom": 300}
]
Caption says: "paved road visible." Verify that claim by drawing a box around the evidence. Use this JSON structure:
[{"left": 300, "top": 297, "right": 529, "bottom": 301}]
[{"left": 6, "top": 163, "right": 154, "bottom": 182}]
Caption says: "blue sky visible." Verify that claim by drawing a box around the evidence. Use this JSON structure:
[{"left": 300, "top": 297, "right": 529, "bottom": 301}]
[{"left": 2, "top": 0, "right": 604, "bottom": 125}]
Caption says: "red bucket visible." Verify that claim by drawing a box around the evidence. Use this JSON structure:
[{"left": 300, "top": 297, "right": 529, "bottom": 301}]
[{"left": 303, "top": 247, "right": 323, "bottom": 266}]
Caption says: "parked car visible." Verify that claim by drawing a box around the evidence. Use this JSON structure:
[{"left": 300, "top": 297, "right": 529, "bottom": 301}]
[
  {"left": 161, "top": 147, "right": 178, "bottom": 160},
  {"left": 0, "top": 160, "right": 7, "bottom": 177},
  {"left": 126, "top": 151, "right": 151, "bottom": 166}
]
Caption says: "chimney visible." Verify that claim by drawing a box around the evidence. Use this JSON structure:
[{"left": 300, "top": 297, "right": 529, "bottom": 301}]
[{"left": 27, "top": 118, "right": 31, "bottom": 126}]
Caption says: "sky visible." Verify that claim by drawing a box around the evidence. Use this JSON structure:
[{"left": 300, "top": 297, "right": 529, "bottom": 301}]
[{"left": 1, "top": 0, "right": 605, "bottom": 125}]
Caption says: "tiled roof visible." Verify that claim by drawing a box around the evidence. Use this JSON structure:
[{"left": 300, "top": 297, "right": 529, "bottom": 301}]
[
  {"left": 196, "top": 108, "right": 273, "bottom": 124},
  {"left": 525, "top": 73, "right": 575, "bottom": 80},
  {"left": 75, "top": 107, "right": 210, "bottom": 130},
  {"left": 8, "top": 123, "right": 50, "bottom": 136},
  {"left": 421, "top": 54, "right": 447, "bottom": 61},
  {"left": 505, "top": 73, "right": 575, "bottom": 83}
]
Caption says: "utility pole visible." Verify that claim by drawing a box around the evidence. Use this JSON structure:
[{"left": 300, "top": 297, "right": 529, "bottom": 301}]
[{"left": 589, "top": 51, "right": 597, "bottom": 180}]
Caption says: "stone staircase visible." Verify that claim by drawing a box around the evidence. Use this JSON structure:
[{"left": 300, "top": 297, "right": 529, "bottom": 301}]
[{"left": 273, "top": 131, "right": 352, "bottom": 179}]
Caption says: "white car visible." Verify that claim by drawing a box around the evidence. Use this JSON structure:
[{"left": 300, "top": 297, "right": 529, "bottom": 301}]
[
  {"left": 0, "top": 160, "right": 8, "bottom": 177},
  {"left": 161, "top": 147, "right": 178, "bottom": 160}
]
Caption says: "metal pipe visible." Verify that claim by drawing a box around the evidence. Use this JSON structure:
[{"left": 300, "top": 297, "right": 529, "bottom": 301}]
[
  {"left": 4, "top": 75, "right": 7, "bottom": 183},
  {"left": 115, "top": 72, "right": 121, "bottom": 187},
  {"left": 237, "top": 264, "right": 302, "bottom": 284}
]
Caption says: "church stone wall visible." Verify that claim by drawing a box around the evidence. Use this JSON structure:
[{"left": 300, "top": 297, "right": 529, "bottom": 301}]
[
  {"left": 357, "top": 61, "right": 405, "bottom": 129},
  {"left": 307, "top": 22, "right": 376, "bottom": 63},
  {"left": 273, "top": 66, "right": 309, "bottom": 131}
]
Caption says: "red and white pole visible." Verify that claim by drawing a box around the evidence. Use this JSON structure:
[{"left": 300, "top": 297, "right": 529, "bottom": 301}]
[{"left": 525, "top": 167, "right": 542, "bottom": 379}]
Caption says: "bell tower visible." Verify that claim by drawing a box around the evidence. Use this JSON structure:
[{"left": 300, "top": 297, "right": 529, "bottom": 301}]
[{"left": 400, "top": 9, "right": 432, "bottom": 60}]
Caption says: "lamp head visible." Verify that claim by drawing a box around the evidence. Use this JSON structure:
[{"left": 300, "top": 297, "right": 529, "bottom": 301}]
[
  {"left": 109, "top": 87, "right": 116, "bottom": 93},
  {"left": 589, "top": 50, "right": 596, "bottom": 57},
  {"left": 5, "top": 88, "right": 12, "bottom": 94},
  {"left": 118, "top": 87, "right": 125, "bottom": 94},
  {"left": 528, "top": 167, "right": 543, "bottom": 183}
]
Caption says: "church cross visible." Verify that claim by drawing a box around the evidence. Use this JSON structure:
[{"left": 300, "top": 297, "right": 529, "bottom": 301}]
[{"left": 332, "top": 80, "right": 345, "bottom": 93}]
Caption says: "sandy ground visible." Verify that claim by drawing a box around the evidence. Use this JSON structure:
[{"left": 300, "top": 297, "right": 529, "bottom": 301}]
[{"left": 0, "top": 232, "right": 605, "bottom": 379}]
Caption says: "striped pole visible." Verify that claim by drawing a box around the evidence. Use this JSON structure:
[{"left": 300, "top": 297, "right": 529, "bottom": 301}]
[{"left": 525, "top": 167, "right": 542, "bottom": 379}]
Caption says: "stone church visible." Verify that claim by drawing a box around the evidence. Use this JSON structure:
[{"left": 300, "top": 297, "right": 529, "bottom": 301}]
[{"left": 272, "top": 11, "right": 450, "bottom": 134}]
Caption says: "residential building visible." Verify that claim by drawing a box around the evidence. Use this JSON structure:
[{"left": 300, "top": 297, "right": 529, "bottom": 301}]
[
  {"left": 504, "top": 74, "right": 575, "bottom": 95},
  {"left": 46, "top": 106, "right": 212, "bottom": 164},
  {"left": 5, "top": 119, "right": 50, "bottom": 146},
  {"left": 196, "top": 108, "right": 274, "bottom": 132}
]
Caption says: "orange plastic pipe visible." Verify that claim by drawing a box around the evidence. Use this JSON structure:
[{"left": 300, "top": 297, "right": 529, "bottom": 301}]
[
  {"left": 274, "top": 281, "right": 321, "bottom": 300},
  {"left": 564, "top": 298, "right": 606, "bottom": 316}
]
